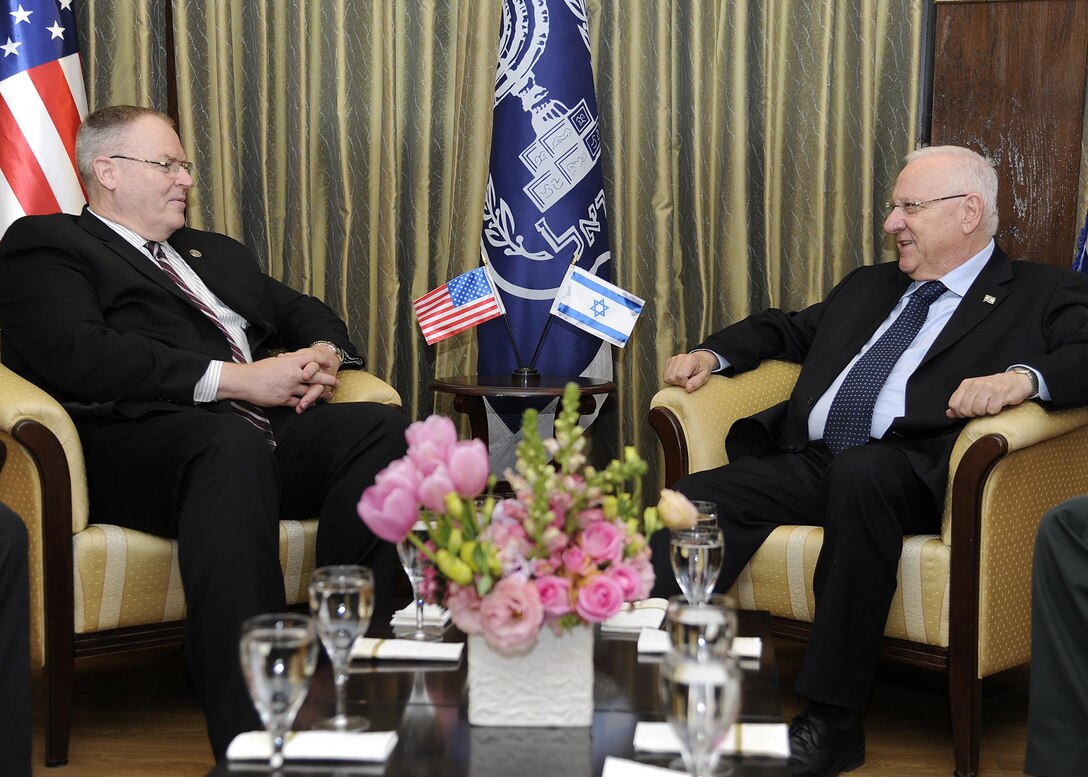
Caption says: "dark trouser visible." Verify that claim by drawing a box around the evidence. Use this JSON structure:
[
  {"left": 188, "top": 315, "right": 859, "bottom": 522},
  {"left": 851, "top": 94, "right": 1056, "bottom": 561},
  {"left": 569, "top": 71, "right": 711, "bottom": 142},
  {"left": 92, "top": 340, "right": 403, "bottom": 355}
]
[
  {"left": 1025, "top": 496, "right": 1088, "bottom": 777},
  {"left": 650, "top": 442, "right": 939, "bottom": 713},
  {"left": 76, "top": 400, "right": 408, "bottom": 761},
  {"left": 0, "top": 504, "right": 31, "bottom": 777}
]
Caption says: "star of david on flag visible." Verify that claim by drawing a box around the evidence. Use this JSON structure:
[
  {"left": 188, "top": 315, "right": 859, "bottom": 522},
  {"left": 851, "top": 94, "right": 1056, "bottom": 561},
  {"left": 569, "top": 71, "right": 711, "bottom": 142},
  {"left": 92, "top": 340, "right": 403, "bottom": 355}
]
[
  {"left": 550, "top": 264, "right": 644, "bottom": 348},
  {"left": 413, "top": 266, "right": 506, "bottom": 345},
  {"left": 0, "top": 0, "right": 87, "bottom": 238}
]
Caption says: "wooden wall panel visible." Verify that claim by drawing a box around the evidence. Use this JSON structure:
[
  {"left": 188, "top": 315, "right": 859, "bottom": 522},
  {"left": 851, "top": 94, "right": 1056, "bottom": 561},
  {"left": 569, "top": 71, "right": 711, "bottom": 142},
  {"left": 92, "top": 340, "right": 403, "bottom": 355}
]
[{"left": 930, "top": 0, "right": 1088, "bottom": 266}]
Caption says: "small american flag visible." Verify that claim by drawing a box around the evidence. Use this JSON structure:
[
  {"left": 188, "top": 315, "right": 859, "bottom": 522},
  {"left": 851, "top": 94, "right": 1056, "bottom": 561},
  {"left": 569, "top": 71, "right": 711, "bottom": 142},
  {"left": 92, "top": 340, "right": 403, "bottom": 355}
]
[
  {"left": 0, "top": 0, "right": 88, "bottom": 238},
  {"left": 413, "top": 266, "right": 505, "bottom": 345}
]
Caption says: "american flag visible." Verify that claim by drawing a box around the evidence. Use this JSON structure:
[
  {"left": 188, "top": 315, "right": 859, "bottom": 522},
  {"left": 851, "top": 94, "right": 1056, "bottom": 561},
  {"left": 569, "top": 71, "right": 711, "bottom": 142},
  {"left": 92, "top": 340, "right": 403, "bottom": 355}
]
[
  {"left": 413, "top": 266, "right": 505, "bottom": 345},
  {"left": 0, "top": 0, "right": 87, "bottom": 237}
]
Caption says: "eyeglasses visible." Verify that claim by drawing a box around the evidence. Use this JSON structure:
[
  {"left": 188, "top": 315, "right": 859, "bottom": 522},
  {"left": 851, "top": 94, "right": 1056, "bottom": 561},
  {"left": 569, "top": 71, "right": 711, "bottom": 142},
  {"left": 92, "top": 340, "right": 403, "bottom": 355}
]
[
  {"left": 109, "top": 155, "right": 194, "bottom": 176},
  {"left": 884, "top": 193, "right": 968, "bottom": 216}
]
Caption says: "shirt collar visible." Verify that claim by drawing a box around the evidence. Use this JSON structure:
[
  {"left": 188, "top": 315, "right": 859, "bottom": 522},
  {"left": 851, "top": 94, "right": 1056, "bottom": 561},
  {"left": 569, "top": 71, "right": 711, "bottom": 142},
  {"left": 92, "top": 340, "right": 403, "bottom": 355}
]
[{"left": 910, "top": 238, "right": 995, "bottom": 298}]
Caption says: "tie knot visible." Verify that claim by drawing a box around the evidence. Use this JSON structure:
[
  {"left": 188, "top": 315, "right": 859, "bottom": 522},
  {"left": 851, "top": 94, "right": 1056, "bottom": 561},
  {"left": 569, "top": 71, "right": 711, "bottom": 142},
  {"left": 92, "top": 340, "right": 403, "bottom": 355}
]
[
  {"left": 144, "top": 241, "right": 164, "bottom": 261},
  {"left": 912, "top": 280, "right": 947, "bottom": 307}
]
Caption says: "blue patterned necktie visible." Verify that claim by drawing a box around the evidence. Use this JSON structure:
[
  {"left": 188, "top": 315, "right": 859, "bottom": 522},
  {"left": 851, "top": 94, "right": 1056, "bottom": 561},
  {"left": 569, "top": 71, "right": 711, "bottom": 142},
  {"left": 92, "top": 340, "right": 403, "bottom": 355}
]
[{"left": 822, "top": 280, "right": 948, "bottom": 454}]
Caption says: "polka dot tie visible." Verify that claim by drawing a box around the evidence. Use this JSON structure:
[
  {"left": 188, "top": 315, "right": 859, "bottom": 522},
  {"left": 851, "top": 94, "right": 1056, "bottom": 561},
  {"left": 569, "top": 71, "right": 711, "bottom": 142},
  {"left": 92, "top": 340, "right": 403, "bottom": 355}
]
[{"left": 822, "top": 280, "right": 947, "bottom": 455}]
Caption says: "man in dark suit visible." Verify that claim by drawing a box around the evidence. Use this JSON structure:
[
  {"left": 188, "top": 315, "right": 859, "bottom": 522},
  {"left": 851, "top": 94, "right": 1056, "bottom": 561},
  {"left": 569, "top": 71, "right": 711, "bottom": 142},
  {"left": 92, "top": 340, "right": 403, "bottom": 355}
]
[
  {"left": 651, "top": 145, "right": 1088, "bottom": 777},
  {"left": 1025, "top": 496, "right": 1088, "bottom": 777},
  {"left": 0, "top": 503, "right": 31, "bottom": 777},
  {"left": 0, "top": 105, "right": 409, "bottom": 761}
]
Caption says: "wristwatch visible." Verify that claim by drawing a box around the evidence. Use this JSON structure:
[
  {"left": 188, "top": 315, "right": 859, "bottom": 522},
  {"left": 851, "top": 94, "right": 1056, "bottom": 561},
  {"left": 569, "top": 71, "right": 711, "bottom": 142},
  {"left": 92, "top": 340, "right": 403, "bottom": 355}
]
[
  {"left": 1008, "top": 366, "right": 1039, "bottom": 398},
  {"left": 310, "top": 340, "right": 346, "bottom": 365}
]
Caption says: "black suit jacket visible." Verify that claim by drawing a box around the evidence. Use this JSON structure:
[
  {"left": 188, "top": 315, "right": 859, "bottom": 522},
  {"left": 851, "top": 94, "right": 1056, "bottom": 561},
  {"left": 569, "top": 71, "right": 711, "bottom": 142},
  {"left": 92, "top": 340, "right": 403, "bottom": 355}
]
[
  {"left": 0, "top": 208, "right": 362, "bottom": 420},
  {"left": 698, "top": 246, "right": 1088, "bottom": 503}
]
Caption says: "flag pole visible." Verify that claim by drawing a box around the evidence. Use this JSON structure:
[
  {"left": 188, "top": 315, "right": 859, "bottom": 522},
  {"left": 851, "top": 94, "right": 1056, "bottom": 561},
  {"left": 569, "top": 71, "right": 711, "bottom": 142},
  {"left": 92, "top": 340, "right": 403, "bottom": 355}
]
[
  {"left": 481, "top": 259, "right": 536, "bottom": 383},
  {"left": 524, "top": 253, "right": 580, "bottom": 378}
]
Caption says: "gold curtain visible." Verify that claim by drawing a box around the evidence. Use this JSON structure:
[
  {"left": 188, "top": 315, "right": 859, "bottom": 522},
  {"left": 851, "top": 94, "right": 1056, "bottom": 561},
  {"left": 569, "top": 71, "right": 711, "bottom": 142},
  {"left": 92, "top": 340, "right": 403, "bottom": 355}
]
[{"left": 77, "top": 0, "right": 922, "bottom": 491}]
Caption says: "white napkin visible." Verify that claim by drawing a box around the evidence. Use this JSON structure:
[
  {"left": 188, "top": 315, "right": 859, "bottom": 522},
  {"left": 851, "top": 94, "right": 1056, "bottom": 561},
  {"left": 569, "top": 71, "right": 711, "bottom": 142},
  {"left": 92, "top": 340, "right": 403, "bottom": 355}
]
[
  {"left": 390, "top": 603, "right": 451, "bottom": 628},
  {"left": 633, "top": 721, "right": 790, "bottom": 758},
  {"left": 600, "top": 598, "right": 669, "bottom": 633},
  {"left": 226, "top": 730, "right": 399, "bottom": 762},
  {"left": 636, "top": 629, "right": 763, "bottom": 659},
  {"left": 351, "top": 637, "right": 463, "bottom": 662},
  {"left": 601, "top": 756, "right": 677, "bottom": 777}
]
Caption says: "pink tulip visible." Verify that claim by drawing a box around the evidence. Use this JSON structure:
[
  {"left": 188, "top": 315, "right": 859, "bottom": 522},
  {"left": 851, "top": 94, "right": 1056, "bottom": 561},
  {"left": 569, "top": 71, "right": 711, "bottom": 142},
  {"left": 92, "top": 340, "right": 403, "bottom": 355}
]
[
  {"left": 418, "top": 464, "right": 456, "bottom": 513},
  {"left": 448, "top": 439, "right": 490, "bottom": 497},
  {"left": 357, "top": 479, "right": 420, "bottom": 543},
  {"left": 535, "top": 575, "right": 573, "bottom": 617},
  {"left": 574, "top": 574, "right": 625, "bottom": 623},
  {"left": 406, "top": 415, "right": 458, "bottom": 475},
  {"left": 479, "top": 577, "right": 545, "bottom": 654}
]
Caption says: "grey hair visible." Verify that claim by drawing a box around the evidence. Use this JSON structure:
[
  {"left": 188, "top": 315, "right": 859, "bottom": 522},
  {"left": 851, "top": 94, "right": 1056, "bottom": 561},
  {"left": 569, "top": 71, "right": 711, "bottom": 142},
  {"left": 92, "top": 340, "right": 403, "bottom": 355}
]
[
  {"left": 75, "top": 105, "right": 175, "bottom": 188},
  {"left": 904, "top": 145, "right": 999, "bottom": 236}
]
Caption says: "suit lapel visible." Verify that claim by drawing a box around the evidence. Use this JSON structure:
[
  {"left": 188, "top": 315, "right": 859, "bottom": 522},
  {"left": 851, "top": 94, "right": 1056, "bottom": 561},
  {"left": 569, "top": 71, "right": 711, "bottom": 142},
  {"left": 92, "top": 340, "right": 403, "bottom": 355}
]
[
  {"left": 824, "top": 269, "right": 913, "bottom": 377},
  {"left": 920, "top": 248, "right": 1013, "bottom": 366}
]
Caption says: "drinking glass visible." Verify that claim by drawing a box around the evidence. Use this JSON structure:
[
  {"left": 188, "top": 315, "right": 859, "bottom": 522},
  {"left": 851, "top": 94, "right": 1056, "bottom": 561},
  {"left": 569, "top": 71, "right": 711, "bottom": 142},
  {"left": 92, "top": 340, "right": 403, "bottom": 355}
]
[
  {"left": 396, "top": 520, "right": 444, "bottom": 642},
  {"left": 308, "top": 565, "right": 374, "bottom": 731},
  {"left": 658, "top": 650, "right": 742, "bottom": 777},
  {"left": 690, "top": 500, "right": 719, "bottom": 527},
  {"left": 239, "top": 612, "right": 319, "bottom": 771},
  {"left": 665, "top": 594, "right": 738, "bottom": 659},
  {"left": 670, "top": 526, "right": 724, "bottom": 604}
]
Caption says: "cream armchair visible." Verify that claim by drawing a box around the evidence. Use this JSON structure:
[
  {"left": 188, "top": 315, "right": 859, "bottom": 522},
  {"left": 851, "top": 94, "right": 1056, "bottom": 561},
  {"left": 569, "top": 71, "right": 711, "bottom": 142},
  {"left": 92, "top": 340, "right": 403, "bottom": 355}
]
[
  {"left": 0, "top": 362, "right": 402, "bottom": 767},
  {"left": 649, "top": 361, "right": 1088, "bottom": 777}
]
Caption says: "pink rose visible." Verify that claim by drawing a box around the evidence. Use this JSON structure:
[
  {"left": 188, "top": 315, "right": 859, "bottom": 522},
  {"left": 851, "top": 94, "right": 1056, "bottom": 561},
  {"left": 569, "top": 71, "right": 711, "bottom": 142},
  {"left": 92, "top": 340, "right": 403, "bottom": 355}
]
[
  {"left": 445, "top": 583, "right": 484, "bottom": 634},
  {"left": 406, "top": 415, "right": 458, "bottom": 475},
  {"left": 534, "top": 575, "right": 572, "bottom": 617},
  {"left": 562, "top": 544, "right": 591, "bottom": 575},
  {"left": 357, "top": 459, "right": 422, "bottom": 542},
  {"left": 448, "top": 439, "right": 489, "bottom": 497},
  {"left": 479, "top": 577, "right": 544, "bottom": 654},
  {"left": 574, "top": 574, "right": 625, "bottom": 623},
  {"left": 606, "top": 562, "right": 642, "bottom": 600},
  {"left": 628, "top": 554, "right": 656, "bottom": 600},
  {"left": 579, "top": 520, "right": 625, "bottom": 564}
]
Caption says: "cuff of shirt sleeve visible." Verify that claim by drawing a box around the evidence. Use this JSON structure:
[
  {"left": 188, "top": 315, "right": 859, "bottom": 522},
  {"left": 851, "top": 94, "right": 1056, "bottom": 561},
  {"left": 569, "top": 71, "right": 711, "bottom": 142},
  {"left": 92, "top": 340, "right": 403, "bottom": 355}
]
[
  {"left": 194, "top": 361, "right": 223, "bottom": 403},
  {"left": 691, "top": 348, "right": 729, "bottom": 373}
]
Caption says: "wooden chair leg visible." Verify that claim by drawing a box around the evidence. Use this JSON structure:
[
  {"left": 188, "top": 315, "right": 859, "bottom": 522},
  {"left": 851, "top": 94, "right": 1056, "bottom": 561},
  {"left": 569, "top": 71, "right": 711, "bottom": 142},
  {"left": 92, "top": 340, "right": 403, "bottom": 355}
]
[
  {"left": 44, "top": 625, "right": 74, "bottom": 766},
  {"left": 948, "top": 666, "right": 981, "bottom": 777}
]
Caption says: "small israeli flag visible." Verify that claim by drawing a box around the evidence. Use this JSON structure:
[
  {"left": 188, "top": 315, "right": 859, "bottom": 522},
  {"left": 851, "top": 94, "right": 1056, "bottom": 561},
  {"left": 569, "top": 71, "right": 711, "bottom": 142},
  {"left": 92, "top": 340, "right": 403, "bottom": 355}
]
[{"left": 550, "top": 265, "right": 645, "bottom": 348}]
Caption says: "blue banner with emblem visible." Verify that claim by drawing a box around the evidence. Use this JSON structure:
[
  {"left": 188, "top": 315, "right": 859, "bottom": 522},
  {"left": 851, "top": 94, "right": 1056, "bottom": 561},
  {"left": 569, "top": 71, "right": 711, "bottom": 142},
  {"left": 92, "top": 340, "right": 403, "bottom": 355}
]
[
  {"left": 1074, "top": 208, "right": 1088, "bottom": 273},
  {"left": 477, "top": 0, "right": 612, "bottom": 387}
]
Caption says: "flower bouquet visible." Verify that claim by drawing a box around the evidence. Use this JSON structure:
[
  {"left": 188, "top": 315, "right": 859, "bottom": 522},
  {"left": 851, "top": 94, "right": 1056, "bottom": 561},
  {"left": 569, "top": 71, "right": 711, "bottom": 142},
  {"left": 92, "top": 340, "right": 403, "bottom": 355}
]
[{"left": 357, "top": 382, "right": 696, "bottom": 655}]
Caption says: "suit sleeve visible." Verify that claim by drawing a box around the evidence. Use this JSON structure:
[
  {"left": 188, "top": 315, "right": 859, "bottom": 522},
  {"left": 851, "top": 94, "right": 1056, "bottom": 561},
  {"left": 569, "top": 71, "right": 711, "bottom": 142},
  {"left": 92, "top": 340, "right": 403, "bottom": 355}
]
[{"left": 1021, "top": 269, "right": 1088, "bottom": 408}]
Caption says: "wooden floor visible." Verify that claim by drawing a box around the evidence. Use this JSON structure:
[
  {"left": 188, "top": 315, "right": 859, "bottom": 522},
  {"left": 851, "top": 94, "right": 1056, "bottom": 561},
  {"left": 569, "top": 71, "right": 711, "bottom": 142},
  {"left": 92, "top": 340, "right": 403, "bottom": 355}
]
[{"left": 30, "top": 639, "right": 1033, "bottom": 776}]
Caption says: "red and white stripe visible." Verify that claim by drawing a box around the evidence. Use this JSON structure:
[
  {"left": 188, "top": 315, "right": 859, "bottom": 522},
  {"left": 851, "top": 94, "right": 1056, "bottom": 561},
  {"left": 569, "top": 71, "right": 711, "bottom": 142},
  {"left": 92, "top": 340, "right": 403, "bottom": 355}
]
[
  {"left": 413, "top": 285, "right": 503, "bottom": 345},
  {"left": 0, "top": 51, "right": 87, "bottom": 237}
]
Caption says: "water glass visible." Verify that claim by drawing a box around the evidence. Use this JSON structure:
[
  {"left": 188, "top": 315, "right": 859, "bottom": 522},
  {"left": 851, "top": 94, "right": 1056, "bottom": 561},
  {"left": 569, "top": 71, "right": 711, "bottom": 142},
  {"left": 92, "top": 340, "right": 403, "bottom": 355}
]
[
  {"left": 670, "top": 526, "right": 724, "bottom": 604},
  {"left": 665, "top": 594, "right": 738, "bottom": 659},
  {"left": 396, "top": 519, "right": 444, "bottom": 642},
  {"left": 239, "top": 612, "right": 319, "bottom": 771},
  {"left": 308, "top": 565, "right": 374, "bottom": 731},
  {"left": 659, "top": 650, "right": 742, "bottom": 777},
  {"left": 690, "top": 500, "right": 719, "bottom": 527}
]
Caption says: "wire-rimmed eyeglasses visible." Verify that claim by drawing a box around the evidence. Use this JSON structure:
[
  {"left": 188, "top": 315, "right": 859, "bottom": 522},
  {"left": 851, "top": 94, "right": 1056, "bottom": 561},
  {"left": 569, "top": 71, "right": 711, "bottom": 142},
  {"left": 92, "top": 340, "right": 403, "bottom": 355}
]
[
  {"left": 884, "top": 193, "right": 968, "bottom": 217},
  {"left": 109, "top": 155, "right": 194, "bottom": 176}
]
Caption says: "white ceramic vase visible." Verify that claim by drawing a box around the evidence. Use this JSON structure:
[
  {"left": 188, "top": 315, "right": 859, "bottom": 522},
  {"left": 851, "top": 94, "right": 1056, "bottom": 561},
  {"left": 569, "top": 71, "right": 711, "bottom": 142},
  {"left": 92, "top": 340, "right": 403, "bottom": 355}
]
[{"left": 466, "top": 625, "right": 594, "bottom": 726}]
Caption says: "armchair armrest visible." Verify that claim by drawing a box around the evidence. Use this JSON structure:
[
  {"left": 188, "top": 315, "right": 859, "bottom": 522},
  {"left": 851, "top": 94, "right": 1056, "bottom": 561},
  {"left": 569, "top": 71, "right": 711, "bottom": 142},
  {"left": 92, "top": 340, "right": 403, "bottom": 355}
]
[
  {"left": 649, "top": 360, "right": 801, "bottom": 486},
  {"left": 331, "top": 369, "right": 402, "bottom": 408}
]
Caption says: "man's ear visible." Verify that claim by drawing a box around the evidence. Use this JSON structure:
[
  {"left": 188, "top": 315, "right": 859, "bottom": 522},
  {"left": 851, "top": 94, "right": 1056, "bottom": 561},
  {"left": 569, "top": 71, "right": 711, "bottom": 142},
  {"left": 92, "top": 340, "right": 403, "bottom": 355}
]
[
  {"left": 961, "top": 192, "right": 984, "bottom": 234},
  {"left": 91, "top": 157, "right": 119, "bottom": 192}
]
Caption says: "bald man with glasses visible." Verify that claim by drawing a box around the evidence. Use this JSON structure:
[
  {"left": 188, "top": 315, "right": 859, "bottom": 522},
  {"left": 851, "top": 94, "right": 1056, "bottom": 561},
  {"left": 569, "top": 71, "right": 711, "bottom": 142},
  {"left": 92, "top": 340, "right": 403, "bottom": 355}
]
[
  {"left": 0, "top": 105, "right": 408, "bottom": 762},
  {"left": 652, "top": 146, "right": 1088, "bottom": 777}
]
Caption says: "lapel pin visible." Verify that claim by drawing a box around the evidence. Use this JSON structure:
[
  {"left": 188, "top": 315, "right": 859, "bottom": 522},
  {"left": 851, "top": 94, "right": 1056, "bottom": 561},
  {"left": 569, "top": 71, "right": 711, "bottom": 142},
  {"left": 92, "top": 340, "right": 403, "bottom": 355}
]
[
  {"left": 983, "top": 294, "right": 996, "bottom": 305},
  {"left": 189, "top": 249, "right": 202, "bottom": 258}
]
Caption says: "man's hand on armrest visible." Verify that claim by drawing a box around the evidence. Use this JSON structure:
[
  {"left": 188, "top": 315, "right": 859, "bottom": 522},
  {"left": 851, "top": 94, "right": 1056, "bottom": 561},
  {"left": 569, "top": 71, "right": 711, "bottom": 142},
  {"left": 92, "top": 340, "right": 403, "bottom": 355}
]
[
  {"left": 663, "top": 351, "right": 720, "bottom": 393},
  {"left": 946, "top": 370, "right": 1035, "bottom": 419}
]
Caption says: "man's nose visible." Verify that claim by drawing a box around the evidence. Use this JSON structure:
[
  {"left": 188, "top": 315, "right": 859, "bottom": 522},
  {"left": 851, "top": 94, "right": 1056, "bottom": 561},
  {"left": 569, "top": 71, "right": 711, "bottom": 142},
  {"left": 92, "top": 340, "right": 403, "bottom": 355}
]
[{"left": 883, "top": 208, "right": 903, "bottom": 234}]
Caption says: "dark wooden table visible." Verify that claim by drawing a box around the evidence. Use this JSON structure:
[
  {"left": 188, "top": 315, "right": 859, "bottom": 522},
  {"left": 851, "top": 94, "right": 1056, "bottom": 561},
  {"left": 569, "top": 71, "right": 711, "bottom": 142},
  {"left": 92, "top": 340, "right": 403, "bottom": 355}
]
[
  {"left": 212, "top": 611, "right": 790, "bottom": 776},
  {"left": 430, "top": 375, "right": 617, "bottom": 445}
]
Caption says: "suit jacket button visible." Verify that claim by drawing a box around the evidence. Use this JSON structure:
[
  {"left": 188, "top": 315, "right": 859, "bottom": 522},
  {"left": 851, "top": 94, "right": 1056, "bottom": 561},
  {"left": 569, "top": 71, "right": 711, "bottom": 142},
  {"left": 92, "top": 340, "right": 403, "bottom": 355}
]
[
  {"left": 805, "top": 396, "right": 814, "bottom": 406},
  {"left": 786, "top": 444, "right": 797, "bottom": 451}
]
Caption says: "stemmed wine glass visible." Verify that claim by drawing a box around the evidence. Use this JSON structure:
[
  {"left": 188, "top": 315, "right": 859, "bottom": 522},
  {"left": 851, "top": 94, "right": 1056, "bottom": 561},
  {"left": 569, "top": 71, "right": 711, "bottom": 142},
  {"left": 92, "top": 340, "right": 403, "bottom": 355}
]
[
  {"left": 670, "top": 525, "right": 725, "bottom": 604},
  {"left": 239, "top": 612, "right": 319, "bottom": 771},
  {"left": 396, "top": 519, "right": 444, "bottom": 642},
  {"left": 690, "top": 500, "right": 719, "bottom": 527},
  {"left": 308, "top": 565, "right": 374, "bottom": 731},
  {"left": 658, "top": 650, "right": 742, "bottom": 777},
  {"left": 665, "top": 594, "right": 738, "bottom": 660}
]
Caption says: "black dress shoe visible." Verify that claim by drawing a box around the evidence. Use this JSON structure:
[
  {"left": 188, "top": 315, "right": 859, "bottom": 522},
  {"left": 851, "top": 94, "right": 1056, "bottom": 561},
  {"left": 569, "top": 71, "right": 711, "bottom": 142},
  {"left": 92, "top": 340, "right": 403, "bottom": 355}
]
[{"left": 787, "top": 708, "right": 865, "bottom": 777}]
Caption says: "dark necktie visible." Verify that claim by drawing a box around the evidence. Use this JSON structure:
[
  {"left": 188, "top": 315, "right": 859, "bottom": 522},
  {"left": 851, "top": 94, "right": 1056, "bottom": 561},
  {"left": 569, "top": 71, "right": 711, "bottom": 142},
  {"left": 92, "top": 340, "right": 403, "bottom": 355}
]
[
  {"left": 145, "top": 241, "right": 276, "bottom": 447},
  {"left": 822, "top": 280, "right": 948, "bottom": 455}
]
